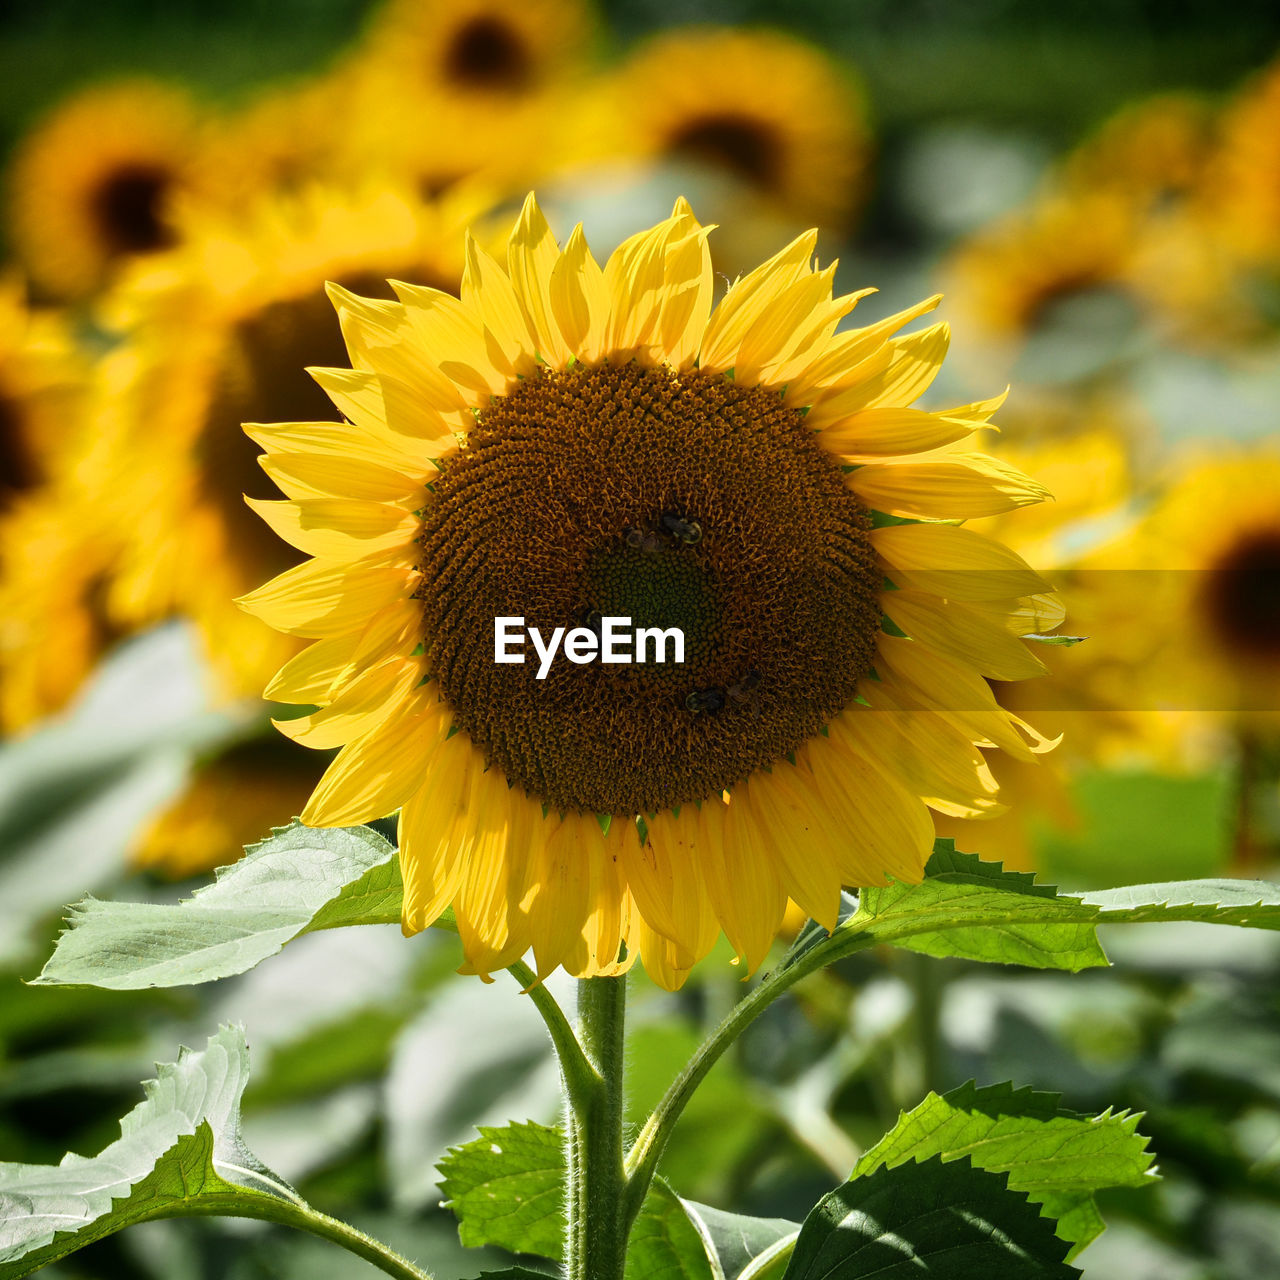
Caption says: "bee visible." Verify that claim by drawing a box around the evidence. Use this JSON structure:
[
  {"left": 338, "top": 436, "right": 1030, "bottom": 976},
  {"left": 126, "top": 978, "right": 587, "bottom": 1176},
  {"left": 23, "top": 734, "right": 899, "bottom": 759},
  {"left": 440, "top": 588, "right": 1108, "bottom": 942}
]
[
  {"left": 623, "top": 525, "right": 661, "bottom": 554},
  {"left": 660, "top": 511, "right": 702, "bottom": 545},
  {"left": 685, "top": 686, "right": 727, "bottom": 714},
  {"left": 577, "top": 607, "right": 604, "bottom": 639}
]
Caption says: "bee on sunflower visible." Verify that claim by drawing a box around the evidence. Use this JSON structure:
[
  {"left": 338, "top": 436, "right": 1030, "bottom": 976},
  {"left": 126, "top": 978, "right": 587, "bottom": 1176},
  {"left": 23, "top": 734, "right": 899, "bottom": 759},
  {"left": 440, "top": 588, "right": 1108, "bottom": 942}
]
[{"left": 240, "top": 196, "right": 1058, "bottom": 989}]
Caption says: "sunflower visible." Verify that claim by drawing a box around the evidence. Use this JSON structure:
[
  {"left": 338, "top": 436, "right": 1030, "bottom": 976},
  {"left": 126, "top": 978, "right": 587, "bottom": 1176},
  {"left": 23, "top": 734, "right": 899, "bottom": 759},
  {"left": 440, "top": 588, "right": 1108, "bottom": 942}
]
[
  {"left": 7, "top": 79, "right": 206, "bottom": 301},
  {"left": 0, "top": 483, "right": 122, "bottom": 731},
  {"left": 1206, "top": 56, "right": 1280, "bottom": 267},
  {"left": 351, "top": 0, "right": 597, "bottom": 100},
  {"left": 601, "top": 28, "right": 869, "bottom": 231},
  {"left": 93, "top": 183, "right": 482, "bottom": 699},
  {"left": 133, "top": 736, "right": 326, "bottom": 878},
  {"left": 240, "top": 196, "right": 1056, "bottom": 988},
  {"left": 0, "top": 279, "right": 86, "bottom": 512},
  {"left": 944, "top": 188, "right": 1142, "bottom": 360},
  {"left": 1103, "top": 451, "right": 1280, "bottom": 723}
]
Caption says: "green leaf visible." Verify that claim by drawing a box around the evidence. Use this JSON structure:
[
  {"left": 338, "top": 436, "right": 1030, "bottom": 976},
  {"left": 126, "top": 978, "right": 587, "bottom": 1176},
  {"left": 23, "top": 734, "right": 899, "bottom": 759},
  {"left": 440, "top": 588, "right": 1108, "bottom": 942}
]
[
  {"left": 1024, "top": 633, "right": 1086, "bottom": 645},
  {"left": 853, "top": 1080, "right": 1157, "bottom": 1257},
  {"left": 626, "top": 1179, "right": 713, "bottom": 1280},
  {"left": 1078, "top": 879, "right": 1280, "bottom": 928},
  {"left": 680, "top": 1201, "right": 799, "bottom": 1280},
  {"left": 438, "top": 1121, "right": 565, "bottom": 1259},
  {"left": 853, "top": 842, "right": 1108, "bottom": 971},
  {"left": 0, "top": 1025, "right": 298, "bottom": 1278},
  {"left": 33, "top": 821, "right": 405, "bottom": 989},
  {"left": 781, "top": 1155, "right": 1079, "bottom": 1279}
]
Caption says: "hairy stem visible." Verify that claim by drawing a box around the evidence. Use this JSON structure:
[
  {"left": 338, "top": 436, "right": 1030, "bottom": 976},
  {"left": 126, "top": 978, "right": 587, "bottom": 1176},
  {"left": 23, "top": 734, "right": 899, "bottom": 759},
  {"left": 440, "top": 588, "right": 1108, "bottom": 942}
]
[
  {"left": 176, "top": 1195, "right": 435, "bottom": 1280},
  {"left": 566, "top": 975, "right": 628, "bottom": 1280},
  {"left": 623, "top": 931, "right": 877, "bottom": 1226}
]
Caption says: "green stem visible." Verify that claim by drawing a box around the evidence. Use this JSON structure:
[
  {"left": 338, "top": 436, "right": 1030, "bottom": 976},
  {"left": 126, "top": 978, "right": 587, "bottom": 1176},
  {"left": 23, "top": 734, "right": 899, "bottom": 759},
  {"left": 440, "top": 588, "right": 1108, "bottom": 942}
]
[
  {"left": 624, "top": 932, "right": 877, "bottom": 1225},
  {"left": 173, "top": 1194, "right": 434, "bottom": 1280},
  {"left": 905, "top": 951, "right": 944, "bottom": 1101},
  {"left": 566, "top": 975, "right": 628, "bottom": 1280},
  {"left": 507, "top": 959, "right": 599, "bottom": 1118}
]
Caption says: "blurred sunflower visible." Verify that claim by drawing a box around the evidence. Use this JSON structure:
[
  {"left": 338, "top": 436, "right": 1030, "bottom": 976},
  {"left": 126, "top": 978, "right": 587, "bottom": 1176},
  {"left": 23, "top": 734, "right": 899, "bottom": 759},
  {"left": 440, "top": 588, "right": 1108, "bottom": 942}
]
[
  {"left": 1108, "top": 451, "right": 1280, "bottom": 720},
  {"left": 945, "top": 189, "right": 1140, "bottom": 355},
  {"left": 93, "top": 183, "right": 483, "bottom": 699},
  {"left": 0, "top": 483, "right": 121, "bottom": 732},
  {"left": 933, "top": 416, "right": 1139, "bottom": 869},
  {"left": 352, "top": 0, "right": 597, "bottom": 99},
  {"left": 603, "top": 28, "right": 869, "bottom": 230},
  {"left": 0, "top": 280, "right": 86, "bottom": 510},
  {"left": 7, "top": 79, "right": 205, "bottom": 301},
  {"left": 133, "top": 737, "right": 326, "bottom": 879},
  {"left": 241, "top": 195, "right": 1057, "bottom": 988},
  {"left": 1206, "top": 56, "right": 1280, "bottom": 267}
]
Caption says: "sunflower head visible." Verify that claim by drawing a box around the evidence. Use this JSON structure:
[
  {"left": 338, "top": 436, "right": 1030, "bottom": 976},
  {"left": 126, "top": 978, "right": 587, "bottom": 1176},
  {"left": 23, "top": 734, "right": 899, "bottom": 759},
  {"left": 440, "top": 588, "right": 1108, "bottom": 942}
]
[
  {"left": 7, "top": 79, "right": 204, "bottom": 300},
  {"left": 241, "top": 195, "right": 1056, "bottom": 988}
]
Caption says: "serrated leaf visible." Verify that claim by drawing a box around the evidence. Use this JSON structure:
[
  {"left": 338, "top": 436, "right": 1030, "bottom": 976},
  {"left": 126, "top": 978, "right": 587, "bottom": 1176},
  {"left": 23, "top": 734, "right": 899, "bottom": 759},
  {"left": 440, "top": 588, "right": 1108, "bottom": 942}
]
[
  {"left": 681, "top": 1201, "right": 799, "bottom": 1280},
  {"left": 853, "top": 1080, "right": 1156, "bottom": 1256},
  {"left": 853, "top": 843, "right": 1108, "bottom": 971},
  {"left": 34, "top": 821, "right": 404, "bottom": 989},
  {"left": 627, "top": 1179, "right": 713, "bottom": 1280},
  {"left": 1077, "top": 879, "right": 1280, "bottom": 928},
  {"left": 438, "top": 1121, "right": 565, "bottom": 1259},
  {"left": 782, "top": 1155, "right": 1079, "bottom": 1279},
  {"left": 0, "top": 1025, "right": 298, "bottom": 1278}
]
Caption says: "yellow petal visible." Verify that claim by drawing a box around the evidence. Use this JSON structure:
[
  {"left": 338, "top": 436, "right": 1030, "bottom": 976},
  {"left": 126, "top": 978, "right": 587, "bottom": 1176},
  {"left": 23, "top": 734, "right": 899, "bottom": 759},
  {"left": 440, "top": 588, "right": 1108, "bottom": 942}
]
[
  {"left": 549, "top": 223, "right": 609, "bottom": 364},
  {"left": 786, "top": 295, "right": 941, "bottom": 402},
  {"left": 818, "top": 390, "right": 1006, "bottom": 459},
  {"left": 462, "top": 230, "right": 537, "bottom": 368},
  {"left": 265, "top": 632, "right": 365, "bottom": 703},
  {"left": 528, "top": 814, "right": 594, "bottom": 980},
  {"left": 302, "top": 686, "right": 448, "bottom": 827},
  {"left": 507, "top": 193, "right": 572, "bottom": 367},
  {"left": 834, "top": 697, "right": 1004, "bottom": 820},
  {"left": 237, "top": 554, "right": 417, "bottom": 638},
  {"left": 883, "top": 590, "right": 1048, "bottom": 681},
  {"left": 871, "top": 522, "right": 1052, "bottom": 600},
  {"left": 259, "top": 453, "right": 427, "bottom": 505},
  {"left": 698, "top": 229, "right": 818, "bottom": 373},
  {"left": 245, "top": 419, "right": 430, "bottom": 476},
  {"left": 276, "top": 656, "right": 427, "bottom": 749},
  {"left": 656, "top": 222, "right": 714, "bottom": 369},
  {"left": 848, "top": 453, "right": 1051, "bottom": 519},
  {"left": 245, "top": 497, "right": 419, "bottom": 560},
  {"left": 809, "top": 321, "right": 950, "bottom": 419},
  {"left": 702, "top": 790, "right": 787, "bottom": 973},
  {"left": 800, "top": 735, "right": 933, "bottom": 885},
  {"left": 399, "top": 733, "right": 474, "bottom": 935},
  {"left": 874, "top": 634, "right": 1043, "bottom": 762}
]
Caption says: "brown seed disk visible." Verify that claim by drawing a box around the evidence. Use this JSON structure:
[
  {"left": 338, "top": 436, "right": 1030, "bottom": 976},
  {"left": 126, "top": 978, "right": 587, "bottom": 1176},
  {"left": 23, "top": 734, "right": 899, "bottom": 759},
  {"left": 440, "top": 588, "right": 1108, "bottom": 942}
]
[
  {"left": 416, "top": 362, "right": 882, "bottom": 815},
  {"left": 1202, "top": 531, "right": 1280, "bottom": 662}
]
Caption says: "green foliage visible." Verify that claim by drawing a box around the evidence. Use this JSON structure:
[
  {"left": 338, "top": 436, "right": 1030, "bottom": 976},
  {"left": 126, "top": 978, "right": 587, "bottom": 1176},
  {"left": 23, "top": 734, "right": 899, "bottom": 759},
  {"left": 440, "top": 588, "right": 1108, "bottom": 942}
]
[
  {"left": 626, "top": 1180, "right": 713, "bottom": 1280},
  {"left": 34, "top": 821, "right": 405, "bottom": 989},
  {"left": 679, "top": 1201, "right": 798, "bottom": 1280},
  {"left": 853, "top": 843, "right": 1107, "bottom": 970},
  {"left": 853, "top": 1080, "right": 1156, "bottom": 1256},
  {"left": 781, "top": 1156, "right": 1079, "bottom": 1279},
  {"left": 0, "top": 1025, "right": 297, "bottom": 1278},
  {"left": 438, "top": 1121, "right": 565, "bottom": 1258}
]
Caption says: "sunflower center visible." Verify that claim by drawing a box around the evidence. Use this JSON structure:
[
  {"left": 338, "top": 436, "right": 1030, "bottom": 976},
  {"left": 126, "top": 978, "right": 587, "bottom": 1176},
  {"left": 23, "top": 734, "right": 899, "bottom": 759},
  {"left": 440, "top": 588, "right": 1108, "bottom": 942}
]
[
  {"left": 443, "top": 17, "right": 533, "bottom": 91},
  {"left": 1203, "top": 531, "right": 1280, "bottom": 661},
  {"left": 667, "top": 114, "right": 783, "bottom": 189},
  {"left": 0, "top": 388, "right": 37, "bottom": 504},
  {"left": 417, "top": 363, "right": 881, "bottom": 815},
  {"left": 90, "top": 163, "right": 177, "bottom": 256}
]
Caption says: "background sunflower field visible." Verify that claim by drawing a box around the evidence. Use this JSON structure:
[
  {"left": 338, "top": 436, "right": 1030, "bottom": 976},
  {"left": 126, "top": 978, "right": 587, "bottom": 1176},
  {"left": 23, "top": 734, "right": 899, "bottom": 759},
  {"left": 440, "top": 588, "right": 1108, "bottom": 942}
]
[{"left": 3, "top": 1, "right": 1280, "bottom": 1277}]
